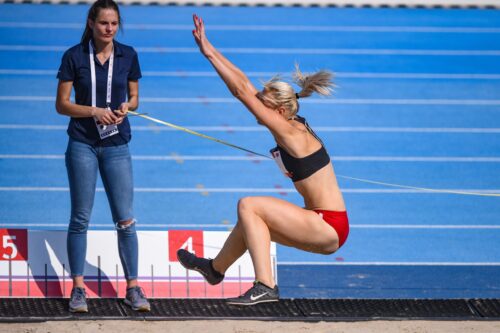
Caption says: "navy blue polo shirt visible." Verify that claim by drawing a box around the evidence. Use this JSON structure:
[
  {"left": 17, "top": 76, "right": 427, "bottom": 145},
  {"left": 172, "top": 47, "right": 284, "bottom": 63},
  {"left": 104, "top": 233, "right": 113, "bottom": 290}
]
[{"left": 57, "top": 40, "right": 142, "bottom": 146}]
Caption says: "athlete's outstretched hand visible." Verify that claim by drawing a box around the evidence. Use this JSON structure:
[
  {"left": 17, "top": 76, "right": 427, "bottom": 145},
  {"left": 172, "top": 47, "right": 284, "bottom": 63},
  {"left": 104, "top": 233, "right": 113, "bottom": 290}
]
[{"left": 192, "top": 14, "right": 214, "bottom": 58}]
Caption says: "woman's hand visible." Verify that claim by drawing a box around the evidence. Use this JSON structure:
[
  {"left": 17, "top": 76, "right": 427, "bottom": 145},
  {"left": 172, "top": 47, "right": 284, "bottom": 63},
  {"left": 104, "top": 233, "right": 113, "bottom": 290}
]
[
  {"left": 94, "top": 107, "right": 119, "bottom": 125},
  {"left": 113, "top": 102, "right": 129, "bottom": 125},
  {"left": 192, "top": 14, "right": 213, "bottom": 58}
]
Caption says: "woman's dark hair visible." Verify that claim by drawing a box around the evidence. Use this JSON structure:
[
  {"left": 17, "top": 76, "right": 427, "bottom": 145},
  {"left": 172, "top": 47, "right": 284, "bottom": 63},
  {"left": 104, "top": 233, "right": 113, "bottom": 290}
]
[{"left": 81, "top": 0, "right": 122, "bottom": 44}]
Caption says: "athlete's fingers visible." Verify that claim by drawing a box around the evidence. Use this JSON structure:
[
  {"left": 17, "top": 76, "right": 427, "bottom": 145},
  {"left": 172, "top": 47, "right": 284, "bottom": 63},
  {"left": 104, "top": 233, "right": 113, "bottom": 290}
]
[
  {"left": 200, "top": 17, "right": 205, "bottom": 35},
  {"left": 193, "top": 15, "right": 203, "bottom": 40},
  {"left": 194, "top": 14, "right": 204, "bottom": 36},
  {"left": 193, "top": 14, "right": 200, "bottom": 31}
]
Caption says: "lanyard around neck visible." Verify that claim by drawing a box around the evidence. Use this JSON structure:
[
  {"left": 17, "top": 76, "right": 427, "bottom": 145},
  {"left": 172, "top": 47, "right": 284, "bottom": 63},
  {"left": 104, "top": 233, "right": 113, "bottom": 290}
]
[{"left": 89, "top": 40, "right": 114, "bottom": 108}]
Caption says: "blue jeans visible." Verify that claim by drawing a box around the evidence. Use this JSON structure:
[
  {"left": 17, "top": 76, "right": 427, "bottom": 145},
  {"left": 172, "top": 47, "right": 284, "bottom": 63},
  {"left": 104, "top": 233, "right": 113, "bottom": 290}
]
[{"left": 65, "top": 138, "right": 138, "bottom": 280}]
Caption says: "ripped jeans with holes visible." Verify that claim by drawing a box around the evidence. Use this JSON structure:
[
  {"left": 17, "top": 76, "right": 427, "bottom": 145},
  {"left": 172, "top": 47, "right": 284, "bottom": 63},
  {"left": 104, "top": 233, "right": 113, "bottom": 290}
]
[{"left": 65, "top": 138, "right": 139, "bottom": 280}]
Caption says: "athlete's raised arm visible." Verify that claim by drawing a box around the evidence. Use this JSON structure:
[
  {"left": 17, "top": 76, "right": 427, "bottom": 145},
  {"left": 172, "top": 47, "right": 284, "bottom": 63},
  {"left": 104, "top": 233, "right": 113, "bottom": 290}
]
[{"left": 192, "top": 14, "right": 291, "bottom": 135}]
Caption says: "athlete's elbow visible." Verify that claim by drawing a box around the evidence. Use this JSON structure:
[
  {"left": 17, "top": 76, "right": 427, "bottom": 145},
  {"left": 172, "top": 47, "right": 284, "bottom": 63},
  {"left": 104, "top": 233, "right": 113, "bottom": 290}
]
[
  {"left": 230, "top": 85, "right": 244, "bottom": 99},
  {"left": 230, "top": 81, "right": 253, "bottom": 100}
]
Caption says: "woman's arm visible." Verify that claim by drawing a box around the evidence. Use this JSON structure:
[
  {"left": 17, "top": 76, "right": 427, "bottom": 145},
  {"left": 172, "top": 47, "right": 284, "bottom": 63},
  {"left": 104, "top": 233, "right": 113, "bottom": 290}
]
[
  {"left": 55, "top": 80, "right": 119, "bottom": 125},
  {"left": 126, "top": 80, "right": 139, "bottom": 111},
  {"left": 192, "top": 15, "right": 291, "bottom": 134},
  {"left": 114, "top": 80, "right": 139, "bottom": 124}
]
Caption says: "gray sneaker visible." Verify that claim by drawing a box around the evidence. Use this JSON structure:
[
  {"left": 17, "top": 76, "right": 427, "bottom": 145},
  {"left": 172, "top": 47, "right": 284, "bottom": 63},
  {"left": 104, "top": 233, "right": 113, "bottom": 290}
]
[
  {"left": 226, "top": 281, "right": 279, "bottom": 306},
  {"left": 124, "top": 286, "right": 151, "bottom": 312},
  {"left": 69, "top": 287, "right": 88, "bottom": 313}
]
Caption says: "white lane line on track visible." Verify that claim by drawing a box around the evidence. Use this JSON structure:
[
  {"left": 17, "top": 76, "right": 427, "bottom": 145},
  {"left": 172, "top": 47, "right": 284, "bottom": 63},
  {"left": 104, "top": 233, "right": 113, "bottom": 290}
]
[
  {"left": 2, "top": 45, "right": 500, "bottom": 56},
  {"left": 2, "top": 22, "right": 500, "bottom": 33},
  {"left": 0, "top": 187, "right": 499, "bottom": 194},
  {"left": 2, "top": 95, "right": 500, "bottom": 105},
  {"left": 3, "top": 69, "right": 500, "bottom": 80},
  {"left": 1, "top": 154, "right": 500, "bottom": 162},
  {"left": 2, "top": 124, "right": 500, "bottom": 134}
]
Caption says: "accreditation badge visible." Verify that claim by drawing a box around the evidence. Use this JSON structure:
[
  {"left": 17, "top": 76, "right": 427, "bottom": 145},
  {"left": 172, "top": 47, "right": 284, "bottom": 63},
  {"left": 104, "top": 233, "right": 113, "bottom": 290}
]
[{"left": 94, "top": 108, "right": 119, "bottom": 139}]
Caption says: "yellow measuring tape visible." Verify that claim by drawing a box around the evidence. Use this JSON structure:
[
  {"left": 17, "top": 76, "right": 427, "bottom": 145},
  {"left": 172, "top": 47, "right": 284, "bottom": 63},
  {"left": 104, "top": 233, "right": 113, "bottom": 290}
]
[
  {"left": 128, "top": 111, "right": 269, "bottom": 158},
  {"left": 128, "top": 111, "right": 500, "bottom": 198},
  {"left": 336, "top": 175, "right": 500, "bottom": 197}
]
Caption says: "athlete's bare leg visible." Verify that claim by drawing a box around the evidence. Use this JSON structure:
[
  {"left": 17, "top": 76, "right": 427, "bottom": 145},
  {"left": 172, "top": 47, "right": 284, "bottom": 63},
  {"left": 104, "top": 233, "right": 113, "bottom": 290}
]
[
  {"left": 213, "top": 196, "right": 339, "bottom": 287},
  {"left": 212, "top": 222, "right": 247, "bottom": 274}
]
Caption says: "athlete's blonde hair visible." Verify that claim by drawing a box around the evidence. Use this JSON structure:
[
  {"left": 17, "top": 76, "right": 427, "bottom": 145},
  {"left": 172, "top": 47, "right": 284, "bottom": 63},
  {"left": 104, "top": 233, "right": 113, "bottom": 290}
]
[{"left": 256, "top": 64, "right": 334, "bottom": 117}]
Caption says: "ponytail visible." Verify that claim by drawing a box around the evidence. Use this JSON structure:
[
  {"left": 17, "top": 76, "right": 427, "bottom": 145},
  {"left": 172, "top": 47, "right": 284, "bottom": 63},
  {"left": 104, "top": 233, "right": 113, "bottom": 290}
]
[
  {"left": 257, "top": 64, "right": 335, "bottom": 118},
  {"left": 293, "top": 64, "right": 334, "bottom": 99}
]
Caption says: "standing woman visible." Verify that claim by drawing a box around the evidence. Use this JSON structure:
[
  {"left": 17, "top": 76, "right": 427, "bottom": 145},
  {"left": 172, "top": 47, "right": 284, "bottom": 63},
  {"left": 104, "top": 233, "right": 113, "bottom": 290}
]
[
  {"left": 178, "top": 15, "right": 349, "bottom": 306},
  {"left": 55, "top": 0, "right": 149, "bottom": 312}
]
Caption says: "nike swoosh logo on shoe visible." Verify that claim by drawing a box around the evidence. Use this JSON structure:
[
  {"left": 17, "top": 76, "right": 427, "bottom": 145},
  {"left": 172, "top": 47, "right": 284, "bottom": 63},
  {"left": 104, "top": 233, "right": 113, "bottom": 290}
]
[{"left": 250, "top": 292, "right": 269, "bottom": 301}]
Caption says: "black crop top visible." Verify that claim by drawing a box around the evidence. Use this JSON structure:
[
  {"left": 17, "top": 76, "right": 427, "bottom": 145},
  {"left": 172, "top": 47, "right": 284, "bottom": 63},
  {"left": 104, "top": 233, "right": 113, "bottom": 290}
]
[{"left": 270, "top": 116, "right": 330, "bottom": 182}]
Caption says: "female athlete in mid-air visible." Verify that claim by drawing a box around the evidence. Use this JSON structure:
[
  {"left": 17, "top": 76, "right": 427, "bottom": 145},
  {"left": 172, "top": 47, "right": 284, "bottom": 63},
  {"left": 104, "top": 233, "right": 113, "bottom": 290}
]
[{"left": 178, "top": 14, "right": 349, "bottom": 306}]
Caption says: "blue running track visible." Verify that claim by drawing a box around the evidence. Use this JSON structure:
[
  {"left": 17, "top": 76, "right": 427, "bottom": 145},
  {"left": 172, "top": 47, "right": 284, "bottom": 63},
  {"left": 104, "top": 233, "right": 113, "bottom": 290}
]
[{"left": 0, "top": 4, "right": 499, "bottom": 298}]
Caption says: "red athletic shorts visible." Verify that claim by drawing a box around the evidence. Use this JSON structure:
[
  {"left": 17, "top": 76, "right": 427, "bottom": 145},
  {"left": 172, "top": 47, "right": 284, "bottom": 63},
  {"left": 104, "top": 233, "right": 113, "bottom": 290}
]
[{"left": 313, "top": 210, "right": 349, "bottom": 248}]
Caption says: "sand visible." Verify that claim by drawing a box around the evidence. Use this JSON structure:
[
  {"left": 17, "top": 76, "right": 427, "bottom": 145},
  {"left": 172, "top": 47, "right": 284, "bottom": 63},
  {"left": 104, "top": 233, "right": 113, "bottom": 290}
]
[{"left": 1, "top": 320, "right": 499, "bottom": 333}]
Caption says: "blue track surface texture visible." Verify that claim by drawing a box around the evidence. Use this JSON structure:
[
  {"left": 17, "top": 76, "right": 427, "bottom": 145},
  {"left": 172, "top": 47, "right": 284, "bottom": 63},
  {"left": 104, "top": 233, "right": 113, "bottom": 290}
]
[{"left": 0, "top": 4, "right": 499, "bottom": 298}]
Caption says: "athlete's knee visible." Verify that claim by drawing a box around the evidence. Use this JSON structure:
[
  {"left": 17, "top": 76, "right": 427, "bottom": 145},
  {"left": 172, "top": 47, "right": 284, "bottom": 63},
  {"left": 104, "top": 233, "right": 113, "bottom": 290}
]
[
  {"left": 320, "top": 241, "right": 339, "bottom": 255},
  {"left": 320, "top": 248, "right": 336, "bottom": 255},
  {"left": 237, "top": 197, "right": 255, "bottom": 215},
  {"left": 237, "top": 197, "right": 261, "bottom": 228}
]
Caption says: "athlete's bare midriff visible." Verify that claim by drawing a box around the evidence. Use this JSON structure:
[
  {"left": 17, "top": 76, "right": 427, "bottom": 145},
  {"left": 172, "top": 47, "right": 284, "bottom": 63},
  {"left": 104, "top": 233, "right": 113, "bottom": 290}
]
[{"left": 294, "top": 163, "right": 346, "bottom": 212}]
